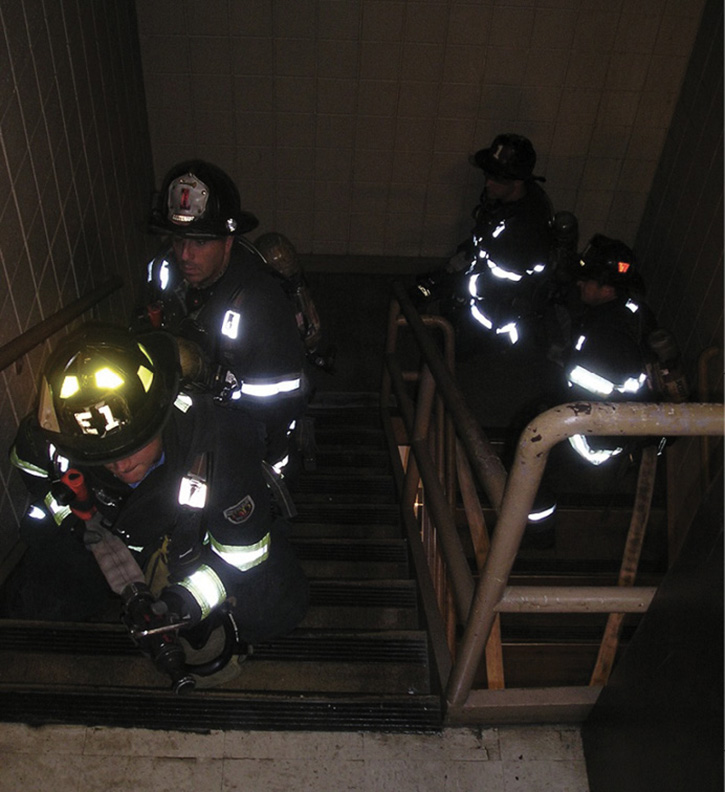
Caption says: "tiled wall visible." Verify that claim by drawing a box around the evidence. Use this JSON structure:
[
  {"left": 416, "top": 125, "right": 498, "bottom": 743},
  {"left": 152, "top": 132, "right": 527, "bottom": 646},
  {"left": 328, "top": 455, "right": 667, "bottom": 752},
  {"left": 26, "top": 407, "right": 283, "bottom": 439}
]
[
  {"left": 0, "top": 1, "right": 154, "bottom": 559},
  {"left": 636, "top": 0, "right": 723, "bottom": 385},
  {"left": 634, "top": 0, "right": 723, "bottom": 543},
  {"left": 136, "top": 0, "right": 705, "bottom": 257}
]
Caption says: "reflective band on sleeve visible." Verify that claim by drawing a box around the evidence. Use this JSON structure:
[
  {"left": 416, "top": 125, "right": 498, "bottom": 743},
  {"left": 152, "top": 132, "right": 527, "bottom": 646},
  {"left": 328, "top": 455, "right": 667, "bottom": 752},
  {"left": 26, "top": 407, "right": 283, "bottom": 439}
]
[
  {"left": 9, "top": 446, "right": 49, "bottom": 478},
  {"left": 470, "top": 302, "right": 493, "bottom": 329},
  {"left": 567, "top": 365, "right": 614, "bottom": 396},
  {"left": 210, "top": 532, "right": 270, "bottom": 572},
  {"left": 569, "top": 435, "right": 623, "bottom": 466},
  {"left": 240, "top": 378, "right": 302, "bottom": 398},
  {"left": 43, "top": 492, "right": 72, "bottom": 525},
  {"left": 568, "top": 365, "right": 647, "bottom": 397},
  {"left": 178, "top": 564, "right": 227, "bottom": 620},
  {"left": 488, "top": 259, "right": 523, "bottom": 282}
]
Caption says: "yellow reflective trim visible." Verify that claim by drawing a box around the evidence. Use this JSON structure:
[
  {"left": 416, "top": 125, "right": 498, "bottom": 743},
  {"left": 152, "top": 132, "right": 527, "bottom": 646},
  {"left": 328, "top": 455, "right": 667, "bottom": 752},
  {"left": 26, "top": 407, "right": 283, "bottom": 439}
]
[
  {"left": 60, "top": 375, "right": 80, "bottom": 399},
  {"left": 137, "top": 365, "right": 154, "bottom": 392},
  {"left": 43, "top": 492, "right": 72, "bottom": 525},
  {"left": 210, "top": 532, "right": 270, "bottom": 572},
  {"left": 95, "top": 367, "right": 124, "bottom": 389},
  {"left": 9, "top": 446, "right": 49, "bottom": 478},
  {"left": 178, "top": 564, "right": 227, "bottom": 619}
]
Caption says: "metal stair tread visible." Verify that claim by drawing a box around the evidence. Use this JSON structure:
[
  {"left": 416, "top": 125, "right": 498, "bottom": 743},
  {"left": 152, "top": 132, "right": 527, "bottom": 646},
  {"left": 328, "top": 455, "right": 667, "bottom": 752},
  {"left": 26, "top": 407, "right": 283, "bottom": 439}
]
[{"left": 0, "top": 686, "right": 443, "bottom": 732}]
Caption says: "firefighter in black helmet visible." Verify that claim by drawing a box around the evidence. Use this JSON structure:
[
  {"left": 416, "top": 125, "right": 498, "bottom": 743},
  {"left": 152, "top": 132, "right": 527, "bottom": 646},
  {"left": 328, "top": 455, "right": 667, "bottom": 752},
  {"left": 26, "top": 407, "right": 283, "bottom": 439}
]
[
  {"left": 519, "top": 235, "right": 671, "bottom": 548},
  {"left": 561, "top": 235, "right": 659, "bottom": 465},
  {"left": 416, "top": 133, "right": 554, "bottom": 351},
  {"left": 5, "top": 323, "right": 309, "bottom": 687},
  {"left": 140, "top": 160, "right": 309, "bottom": 474}
]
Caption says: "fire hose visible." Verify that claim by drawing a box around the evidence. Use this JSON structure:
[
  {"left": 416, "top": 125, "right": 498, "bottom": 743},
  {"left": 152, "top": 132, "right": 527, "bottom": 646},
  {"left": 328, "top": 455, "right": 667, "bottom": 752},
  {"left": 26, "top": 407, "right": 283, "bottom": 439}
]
[{"left": 53, "top": 469, "right": 240, "bottom": 692}]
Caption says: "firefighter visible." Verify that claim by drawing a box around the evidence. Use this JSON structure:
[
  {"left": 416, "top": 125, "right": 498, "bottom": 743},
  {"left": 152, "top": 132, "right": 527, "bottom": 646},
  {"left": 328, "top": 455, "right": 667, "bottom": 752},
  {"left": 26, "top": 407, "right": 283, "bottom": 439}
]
[
  {"left": 416, "top": 133, "right": 554, "bottom": 351},
  {"left": 140, "top": 159, "right": 308, "bottom": 473},
  {"left": 521, "top": 236, "right": 661, "bottom": 548},
  {"left": 562, "top": 234, "right": 658, "bottom": 465},
  {"left": 5, "top": 324, "right": 309, "bottom": 686}
]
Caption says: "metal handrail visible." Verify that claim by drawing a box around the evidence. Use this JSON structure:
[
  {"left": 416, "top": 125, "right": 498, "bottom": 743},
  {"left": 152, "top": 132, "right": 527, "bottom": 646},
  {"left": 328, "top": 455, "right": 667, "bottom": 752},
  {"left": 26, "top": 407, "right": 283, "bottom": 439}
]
[
  {"left": 0, "top": 277, "right": 123, "bottom": 373},
  {"left": 381, "top": 280, "right": 725, "bottom": 724},
  {"left": 446, "top": 400, "right": 724, "bottom": 713}
]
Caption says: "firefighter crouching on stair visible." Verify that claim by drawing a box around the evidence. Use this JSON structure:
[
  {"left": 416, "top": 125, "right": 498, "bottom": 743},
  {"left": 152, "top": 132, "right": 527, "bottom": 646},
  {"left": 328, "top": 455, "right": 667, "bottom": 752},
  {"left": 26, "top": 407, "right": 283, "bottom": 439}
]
[
  {"left": 139, "top": 159, "right": 309, "bottom": 477},
  {"left": 6, "top": 323, "right": 309, "bottom": 689}
]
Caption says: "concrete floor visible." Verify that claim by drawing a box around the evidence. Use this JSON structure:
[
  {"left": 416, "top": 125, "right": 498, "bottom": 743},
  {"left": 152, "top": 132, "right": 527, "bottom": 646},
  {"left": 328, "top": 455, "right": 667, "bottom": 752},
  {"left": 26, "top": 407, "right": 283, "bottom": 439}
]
[{"left": 0, "top": 722, "right": 591, "bottom": 791}]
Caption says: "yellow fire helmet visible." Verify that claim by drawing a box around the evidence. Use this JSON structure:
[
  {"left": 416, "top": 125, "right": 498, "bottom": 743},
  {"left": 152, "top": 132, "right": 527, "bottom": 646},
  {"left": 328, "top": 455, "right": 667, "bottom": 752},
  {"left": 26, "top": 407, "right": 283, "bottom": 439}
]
[{"left": 37, "top": 323, "right": 180, "bottom": 465}]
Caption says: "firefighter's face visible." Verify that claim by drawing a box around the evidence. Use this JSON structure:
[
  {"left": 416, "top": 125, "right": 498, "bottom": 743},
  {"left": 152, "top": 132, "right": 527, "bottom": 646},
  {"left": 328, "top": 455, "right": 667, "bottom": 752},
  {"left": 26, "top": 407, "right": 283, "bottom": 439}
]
[
  {"left": 171, "top": 235, "right": 233, "bottom": 288},
  {"left": 104, "top": 435, "right": 163, "bottom": 485},
  {"left": 483, "top": 172, "right": 524, "bottom": 203},
  {"left": 577, "top": 278, "right": 616, "bottom": 306}
]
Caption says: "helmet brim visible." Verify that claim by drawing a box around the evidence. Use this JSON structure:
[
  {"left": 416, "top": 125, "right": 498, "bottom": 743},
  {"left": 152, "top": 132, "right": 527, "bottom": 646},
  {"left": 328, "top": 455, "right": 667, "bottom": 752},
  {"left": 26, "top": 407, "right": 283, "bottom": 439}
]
[{"left": 148, "top": 211, "right": 259, "bottom": 238}]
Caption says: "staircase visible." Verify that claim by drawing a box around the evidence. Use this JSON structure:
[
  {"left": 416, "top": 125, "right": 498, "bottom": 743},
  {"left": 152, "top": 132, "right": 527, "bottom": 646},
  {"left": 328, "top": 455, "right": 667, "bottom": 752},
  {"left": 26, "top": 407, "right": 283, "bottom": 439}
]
[
  {"left": 0, "top": 392, "right": 443, "bottom": 733},
  {"left": 0, "top": 391, "right": 671, "bottom": 730}
]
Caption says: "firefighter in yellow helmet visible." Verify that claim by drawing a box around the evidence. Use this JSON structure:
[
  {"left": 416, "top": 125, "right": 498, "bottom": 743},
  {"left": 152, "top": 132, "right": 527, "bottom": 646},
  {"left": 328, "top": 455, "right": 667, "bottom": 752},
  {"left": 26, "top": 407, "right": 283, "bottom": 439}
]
[{"left": 6, "top": 323, "right": 309, "bottom": 690}]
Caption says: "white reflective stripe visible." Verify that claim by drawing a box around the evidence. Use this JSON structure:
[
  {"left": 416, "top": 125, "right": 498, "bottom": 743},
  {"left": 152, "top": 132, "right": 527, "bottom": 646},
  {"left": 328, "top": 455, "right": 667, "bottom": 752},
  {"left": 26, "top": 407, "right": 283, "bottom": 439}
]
[
  {"left": 567, "top": 365, "right": 614, "bottom": 396},
  {"left": 492, "top": 220, "right": 506, "bottom": 238},
  {"left": 625, "top": 299, "right": 639, "bottom": 313},
  {"left": 575, "top": 334, "right": 586, "bottom": 351},
  {"left": 28, "top": 505, "right": 46, "bottom": 520},
  {"left": 178, "top": 476, "right": 207, "bottom": 509},
  {"left": 272, "top": 455, "right": 289, "bottom": 474},
  {"left": 43, "top": 492, "right": 72, "bottom": 525},
  {"left": 528, "top": 504, "right": 556, "bottom": 522},
  {"left": 221, "top": 310, "right": 241, "bottom": 339},
  {"left": 240, "top": 377, "right": 302, "bottom": 398},
  {"left": 468, "top": 272, "right": 480, "bottom": 297},
  {"left": 178, "top": 564, "right": 227, "bottom": 620},
  {"left": 159, "top": 259, "right": 171, "bottom": 290},
  {"left": 470, "top": 302, "right": 493, "bottom": 329},
  {"left": 569, "top": 365, "right": 647, "bottom": 397},
  {"left": 488, "top": 259, "right": 523, "bottom": 282},
  {"left": 9, "top": 447, "right": 49, "bottom": 478},
  {"left": 146, "top": 259, "right": 154, "bottom": 283},
  {"left": 210, "top": 532, "right": 270, "bottom": 572},
  {"left": 569, "top": 435, "right": 623, "bottom": 466},
  {"left": 174, "top": 392, "right": 193, "bottom": 412},
  {"left": 526, "top": 263, "right": 546, "bottom": 275},
  {"left": 616, "top": 373, "right": 647, "bottom": 395},
  {"left": 496, "top": 322, "right": 519, "bottom": 345}
]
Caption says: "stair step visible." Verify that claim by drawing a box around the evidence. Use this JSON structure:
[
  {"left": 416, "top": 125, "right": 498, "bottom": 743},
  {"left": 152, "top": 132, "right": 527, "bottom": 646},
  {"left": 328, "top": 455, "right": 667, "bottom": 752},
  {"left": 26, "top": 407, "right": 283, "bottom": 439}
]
[
  {"left": 294, "top": 473, "right": 396, "bottom": 503},
  {"left": 313, "top": 426, "right": 387, "bottom": 447},
  {"left": 294, "top": 503, "right": 400, "bottom": 525},
  {"left": 304, "top": 580, "right": 419, "bottom": 629},
  {"left": 311, "top": 449, "right": 391, "bottom": 471},
  {"left": 0, "top": 625, "right": 431, "bottom": 695},
  {"left": 0, "top": 688, "right": 442, "bottom": 733},
  {"left": 294, "top": 537, "right": 409, "bottom": 579},
  {"left": 289, "top": 521, "right": 403, "bottom": 539}
]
